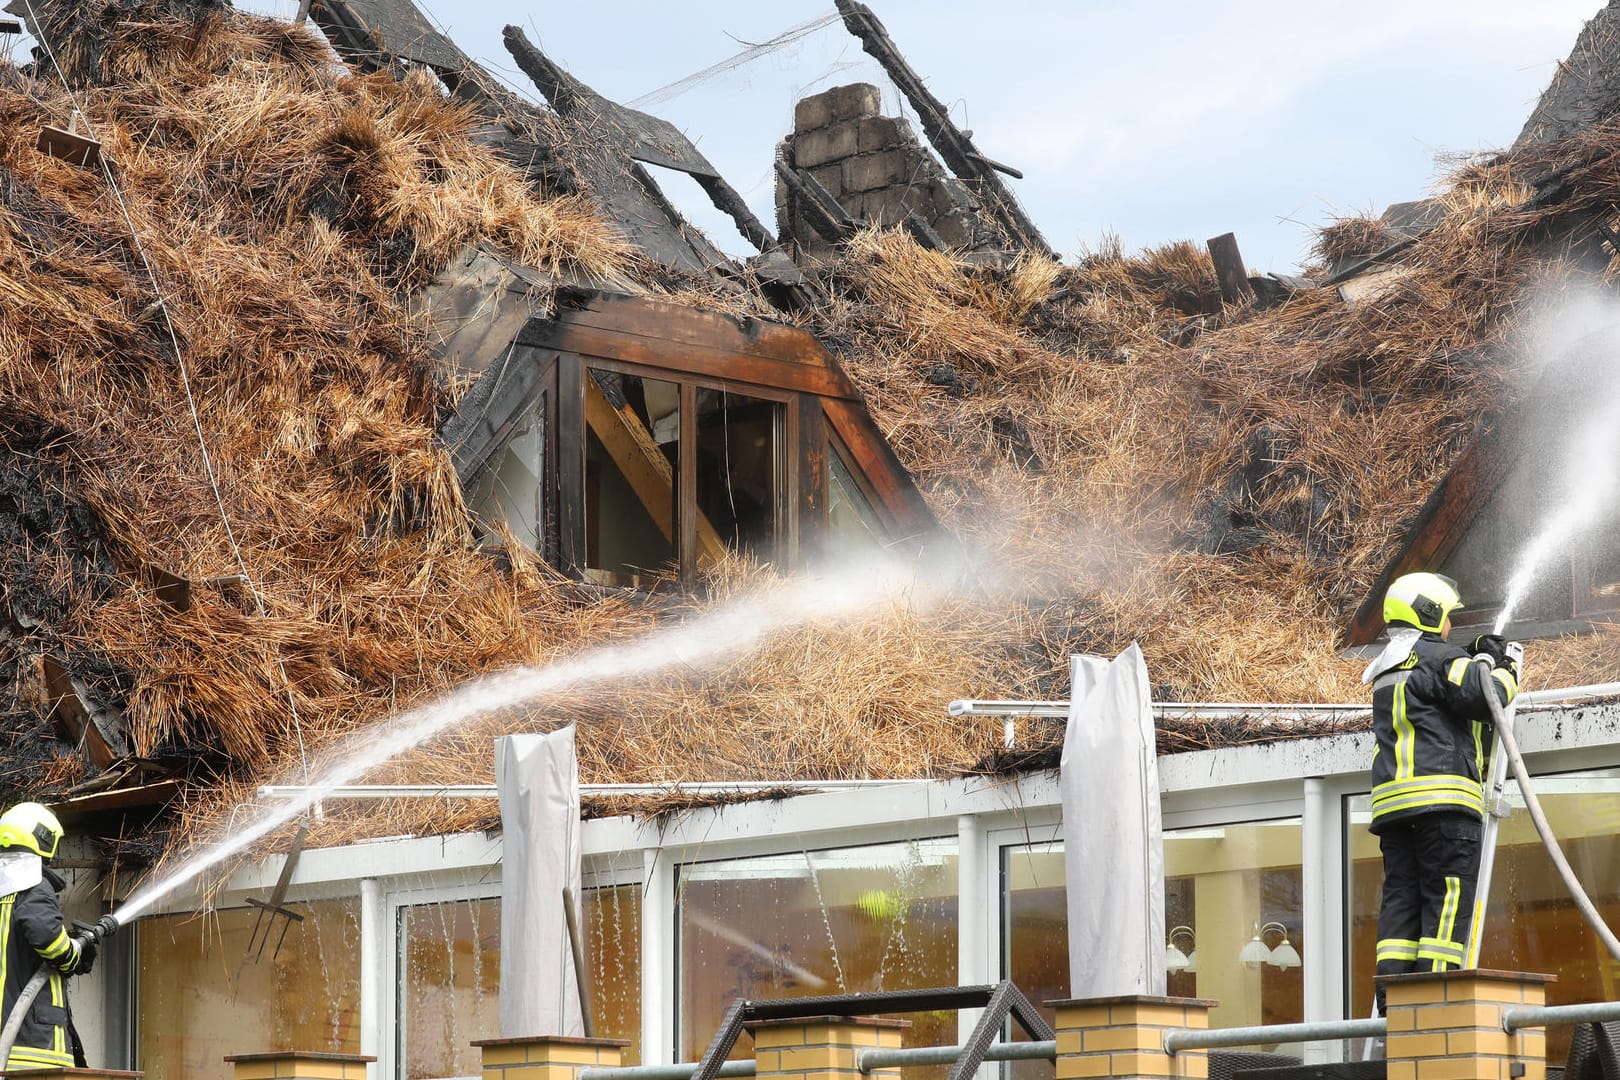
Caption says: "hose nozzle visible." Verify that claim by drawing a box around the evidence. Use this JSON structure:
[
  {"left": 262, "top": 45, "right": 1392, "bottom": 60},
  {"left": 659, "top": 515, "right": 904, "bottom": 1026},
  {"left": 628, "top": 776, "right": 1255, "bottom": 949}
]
[{"left": 72, "top": 912, "right": 121, "bottom": 946}]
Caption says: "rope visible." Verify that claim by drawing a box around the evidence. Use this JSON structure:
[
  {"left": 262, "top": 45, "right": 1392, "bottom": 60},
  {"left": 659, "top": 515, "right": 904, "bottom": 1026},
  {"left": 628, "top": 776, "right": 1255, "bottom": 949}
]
[{"left": 20, "top": 1, "right": 312, "bottom": 782}]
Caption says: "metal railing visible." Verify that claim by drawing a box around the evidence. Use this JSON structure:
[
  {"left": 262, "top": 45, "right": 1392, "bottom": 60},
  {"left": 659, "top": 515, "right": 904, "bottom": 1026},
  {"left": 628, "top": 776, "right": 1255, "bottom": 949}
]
[
  {"left": 860, "top": 1041, "right": 1056, "bottom": 1072},
  {"left": 580, "top": 996, "right": 1620, "bottom": 1080},
  {"left": 583, "top": 1064, "right": 756, "bottom": 1080},
  {"left": 1503, "top": 999, "right": 1620, "bottom": 1033},
  {"left": 1163, "top": 1018, "right": 1385, "bottom": 1054}
]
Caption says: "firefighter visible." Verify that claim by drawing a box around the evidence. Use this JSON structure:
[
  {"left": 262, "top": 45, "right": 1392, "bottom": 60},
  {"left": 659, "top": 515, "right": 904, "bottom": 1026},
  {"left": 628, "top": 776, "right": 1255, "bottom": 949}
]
[
  {"left": 0, "top": 802, "right": 93, "bottom": 1070},
  {"left": 1363, "top": 572, "right": 1517, "bottom": 1012}
]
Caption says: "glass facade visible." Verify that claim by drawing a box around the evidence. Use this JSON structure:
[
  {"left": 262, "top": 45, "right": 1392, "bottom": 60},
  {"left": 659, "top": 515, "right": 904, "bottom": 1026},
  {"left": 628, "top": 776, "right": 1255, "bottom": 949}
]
[
  {"left": 137, "top": 899, "right": 361, "bottom": 1080},
  {"left": 398, "top": 896, "right": 500, "bottom": 1080},
  {"left": 584, "top": 882, "right": 644, "bottom": 1064},
  {"left": 676, "top": 838, "right": 958, "bottom": 1061},
  {"left": 1349, "top": 767, "right": 1620, "bottom": 1063},
  {"left": 127, "top": 737, "right": 1620, "bottom": 1073},
  {"left": 1002, "top": 819, "right": 1304, "bottom": 1037}
]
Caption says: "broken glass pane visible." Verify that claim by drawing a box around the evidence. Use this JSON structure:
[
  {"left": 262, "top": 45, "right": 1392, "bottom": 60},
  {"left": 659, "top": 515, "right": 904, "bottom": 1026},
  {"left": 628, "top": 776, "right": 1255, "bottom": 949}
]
[
  {"left": 586, "top": 370, "right": 680, "bottom": 579},
  {"left": 695, "top": 388, "right": 781, "bottom": 562}
]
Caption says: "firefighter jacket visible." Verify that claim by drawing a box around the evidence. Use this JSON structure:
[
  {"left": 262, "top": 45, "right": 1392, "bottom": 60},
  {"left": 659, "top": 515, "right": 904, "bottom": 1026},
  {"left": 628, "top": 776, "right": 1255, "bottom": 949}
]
[
  {"left": 0, "top": 866, "right": 85, "bottom": 1070},
  {"left": 1369, "top": 630, "right": 1518, "bottom": 834}
]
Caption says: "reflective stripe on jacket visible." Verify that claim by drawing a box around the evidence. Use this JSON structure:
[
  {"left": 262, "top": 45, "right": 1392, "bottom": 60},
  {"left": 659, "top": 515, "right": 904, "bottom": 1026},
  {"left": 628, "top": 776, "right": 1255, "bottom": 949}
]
[
  {"left": 0, "top": 868, "right": 80, "bottom": 1069},
  {"left": 1369, "top": 631, "right": 1517, "bottom": 834}
]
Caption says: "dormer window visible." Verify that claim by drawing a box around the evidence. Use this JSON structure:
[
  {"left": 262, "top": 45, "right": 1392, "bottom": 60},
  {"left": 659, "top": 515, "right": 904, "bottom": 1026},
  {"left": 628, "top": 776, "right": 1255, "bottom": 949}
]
[{"left": 449, "top": 290, "right": 932, "bottom": 588}]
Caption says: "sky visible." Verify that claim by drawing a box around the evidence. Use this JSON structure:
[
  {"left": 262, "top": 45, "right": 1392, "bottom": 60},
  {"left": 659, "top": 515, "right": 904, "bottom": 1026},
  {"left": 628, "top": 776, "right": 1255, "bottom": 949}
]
[{"left": 200, "top": 3, "right": 1609, "bottom": 269}]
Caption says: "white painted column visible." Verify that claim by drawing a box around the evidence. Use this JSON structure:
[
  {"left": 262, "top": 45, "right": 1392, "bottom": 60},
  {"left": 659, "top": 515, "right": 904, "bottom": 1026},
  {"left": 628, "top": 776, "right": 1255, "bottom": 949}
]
[
  {"left": 360, "top": 877, "right": 383, "bottom": 1080},
  {"left": 1301, "top": 778, "right": 1342, "bottom": 1063},
  {"left": 642, "top": 848, "right": 675, "bottom": 1065},
  {"left": 956, "top": 814, "right": 987, "bottom": 1049}
]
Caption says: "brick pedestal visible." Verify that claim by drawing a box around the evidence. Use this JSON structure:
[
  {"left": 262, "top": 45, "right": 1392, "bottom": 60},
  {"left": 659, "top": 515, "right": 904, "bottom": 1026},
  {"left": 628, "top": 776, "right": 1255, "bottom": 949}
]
[
  {"left": 472, "top": 1036, "right": 629, "bottom": 1080},
  {"left": 1052, "top": 996, "right": 1216, "bottom": 1080},
  {"left": 2, "top": 1071, "right": 143, "bottom": 1079},
  {"left": 223, "top": 1052, "right": 373, "bottom": 1080},
  {"left": 1379, "top": 970, "right": 1552, "bottom": 1080},
  {"left": 746, "top": 1016, "right": 908, "bottom": 1080}
]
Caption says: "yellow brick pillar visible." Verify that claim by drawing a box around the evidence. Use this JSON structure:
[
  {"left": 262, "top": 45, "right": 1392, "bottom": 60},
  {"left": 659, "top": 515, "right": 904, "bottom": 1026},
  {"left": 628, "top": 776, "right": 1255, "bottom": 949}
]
[
  {"left": 1379, "top": 970, "right": 1552, "bottom": 1080},
  {"left": 746, "top": 1016, "right": 908, "bottom": 1080},
  {"left": 223, "top": 1051, "right": 373, "bottom": 1080},
  {"left": 472, "top": 1036, "right": 629, "bottom": 1080},
  {"left": 1, "top": 1070, "right": 144, "bottom": 1079},
  {"left": 1052, "top": 996, "right": 1215, "bottom": 1080}
]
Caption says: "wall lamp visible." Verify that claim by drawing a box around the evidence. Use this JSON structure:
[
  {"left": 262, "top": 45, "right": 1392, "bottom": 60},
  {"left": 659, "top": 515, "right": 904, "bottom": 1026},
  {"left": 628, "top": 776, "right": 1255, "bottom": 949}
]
[
  {"left": 1240, "top": 921, "right": 1302, "bottom": 969},
  {"left": 1165, "top": 925, "right": 1197, "bottom": 974}
]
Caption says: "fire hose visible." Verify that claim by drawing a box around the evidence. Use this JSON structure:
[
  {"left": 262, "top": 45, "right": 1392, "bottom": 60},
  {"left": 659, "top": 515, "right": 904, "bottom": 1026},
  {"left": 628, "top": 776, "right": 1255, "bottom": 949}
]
[
  {"left": 1474, "top": 656, "right": 1620, "bottom": 965},
  {"left": 0, "top": 912, "right": 120, "bottom": 1068}
]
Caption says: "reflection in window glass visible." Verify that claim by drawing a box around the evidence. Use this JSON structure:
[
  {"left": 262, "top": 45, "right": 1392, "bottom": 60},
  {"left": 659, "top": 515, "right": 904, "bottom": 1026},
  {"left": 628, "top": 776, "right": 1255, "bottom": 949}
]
[
  {"left": 586, "top": 370, "right": 680, "bottom": 579},
  {"left": 584, "top": 883, "right": 643, "bottom": 1064},
  {"left": 1001, "top": 819, "right": 1304, "bottom": 1040},
  {"left": 138, "top": 900, "right": 361, "bottom": 1080},
  {"left": 1167, "top": 821, "right": 1303, "bottom": 1035},
  {"left": 828, "top": 449, "right": 886, "bottom": 561},
  {"left": 695, "top": 388, "right": 781, "bottom": 562},
  {"left": 677, "top": 839, "right": 957, "bottom": 1060},
  {"left": 1349, "top": 770, "right": 1620, "bottom": 1064},
  {"left": 469, "top": 404, "right": 546, "bottom": 553},
  {"left": 1002, "top": 841, "right": 1064, "bottom": 1080},
  {"left": 399, "top": 897, "right": 499, "bottom": 1080}
]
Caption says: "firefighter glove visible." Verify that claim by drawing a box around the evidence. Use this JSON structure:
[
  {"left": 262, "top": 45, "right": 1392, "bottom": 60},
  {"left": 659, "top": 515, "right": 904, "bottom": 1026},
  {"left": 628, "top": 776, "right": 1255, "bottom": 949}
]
[
  {"left": 1469, "top": 634, "right": 1508, "bottom": 664},
  {"left": 71, "top": 936, "right": 96, "bottom": 977}
]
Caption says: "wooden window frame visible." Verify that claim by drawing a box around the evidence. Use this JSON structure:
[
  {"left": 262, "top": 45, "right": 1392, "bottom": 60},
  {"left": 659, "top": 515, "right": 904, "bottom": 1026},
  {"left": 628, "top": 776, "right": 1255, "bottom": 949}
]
[{"left": 570, "top": 355, "right": 804, "bottom": 585}]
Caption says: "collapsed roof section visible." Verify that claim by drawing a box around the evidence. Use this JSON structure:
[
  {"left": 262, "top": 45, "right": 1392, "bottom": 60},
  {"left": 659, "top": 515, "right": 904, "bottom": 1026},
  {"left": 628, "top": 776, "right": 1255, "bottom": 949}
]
[
  {"left": 1514, "top": 0, "right": 1620, "bottom": 152},
  {"left": 310, "top": 0, "right": 731, "bottom": 276}
]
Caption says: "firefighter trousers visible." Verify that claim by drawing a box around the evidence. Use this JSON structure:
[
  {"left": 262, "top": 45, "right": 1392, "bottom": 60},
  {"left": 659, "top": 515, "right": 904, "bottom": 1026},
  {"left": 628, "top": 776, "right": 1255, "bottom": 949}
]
[{"left": 1374, "top": 811, "right": 1482, "bottom": 1007}]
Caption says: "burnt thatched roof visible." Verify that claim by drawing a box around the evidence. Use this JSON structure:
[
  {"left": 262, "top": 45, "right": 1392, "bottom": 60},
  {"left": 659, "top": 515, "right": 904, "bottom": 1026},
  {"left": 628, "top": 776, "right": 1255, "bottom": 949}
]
[{"left": 2, "top": 0, "right": 1620, "bottom": 873}]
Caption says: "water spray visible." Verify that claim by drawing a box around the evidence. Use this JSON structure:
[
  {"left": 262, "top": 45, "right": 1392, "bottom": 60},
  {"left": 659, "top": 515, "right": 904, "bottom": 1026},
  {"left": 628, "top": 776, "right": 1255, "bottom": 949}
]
[
  {"left": 110, "top": 556, "right": 946, "bottom": 926},
  {"left": 1465, "top": 318, "right": 1620, "bottom": 968}
]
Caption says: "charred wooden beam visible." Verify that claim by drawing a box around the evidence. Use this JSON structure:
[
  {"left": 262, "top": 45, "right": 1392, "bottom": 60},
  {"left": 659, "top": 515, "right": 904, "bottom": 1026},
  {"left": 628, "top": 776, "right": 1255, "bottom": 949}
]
[
  {"left": 502, "top": 26, "right": 765, "bottom": 261},
  {"left": 833, "top": 0, "right": 1051, "bottom": 256},
  {"left": 1206, "top": 232, "right": 1255, "bottom": 305},
  {"left": 500, "top": 25, "right": 730, "bottom": 274},
  {"left": 901, "top": 207, "right": 945, "bottom": 251},
  {"left": 774, "top": 156, "right": 857, "bottom": 244},
  {"left": 691, "top": 172, "right": 777, "bottom": 254},
  {"left": 42, "top": 655, "right": 128, "bottom": 770}
]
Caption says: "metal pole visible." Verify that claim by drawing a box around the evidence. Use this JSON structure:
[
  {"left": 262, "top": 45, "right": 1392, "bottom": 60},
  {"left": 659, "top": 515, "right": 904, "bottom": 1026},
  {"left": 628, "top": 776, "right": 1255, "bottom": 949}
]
[
  {"left": 946, "top": 680, "right": 1620, "bottom": 720},
  {"left": 1503, "top": 999, "right": 1620, "bottom": 1033},
  {"left": 1163, "top": 1017, "right": 1386, "bottom": 1054},
  {"left": 563, "top": 886, "right": 596, "bottom": 1037},
  {"left": 859, "top": 1041, "right": 1057, "bottom": 1072},
  {"left": 1467, "top": 656, "right": 1517, "bottom": 969},
  {"left": 257, "top": 780, "right": 932, "bottom": 801},
  {"left": 583, "top": 1061, "right": 758, "bottom": 1080},
  {"left": 360, "top": 878, "right": 382, "bottom": 1080}
]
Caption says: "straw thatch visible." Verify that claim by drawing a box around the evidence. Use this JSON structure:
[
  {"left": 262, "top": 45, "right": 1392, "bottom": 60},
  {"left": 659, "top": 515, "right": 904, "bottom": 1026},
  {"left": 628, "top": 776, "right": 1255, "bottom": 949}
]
[{"left": 2, "top": 1, "right": 1618, "bottom": 873}]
